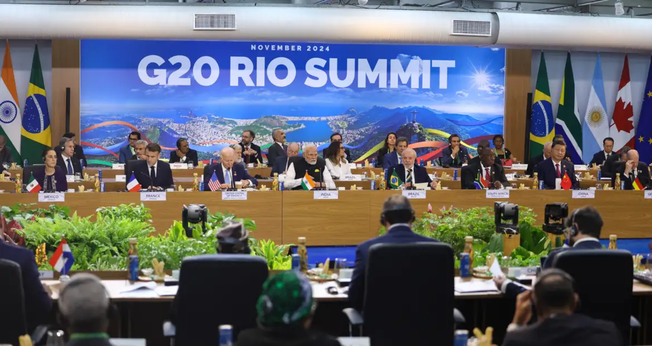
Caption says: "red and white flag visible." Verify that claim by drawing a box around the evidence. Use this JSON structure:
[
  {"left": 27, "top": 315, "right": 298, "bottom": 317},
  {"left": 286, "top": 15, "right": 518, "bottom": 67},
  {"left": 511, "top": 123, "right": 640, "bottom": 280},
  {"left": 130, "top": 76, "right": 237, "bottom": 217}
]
[{"left": 610, "top": 55, "right": 639, "bottom": 151}]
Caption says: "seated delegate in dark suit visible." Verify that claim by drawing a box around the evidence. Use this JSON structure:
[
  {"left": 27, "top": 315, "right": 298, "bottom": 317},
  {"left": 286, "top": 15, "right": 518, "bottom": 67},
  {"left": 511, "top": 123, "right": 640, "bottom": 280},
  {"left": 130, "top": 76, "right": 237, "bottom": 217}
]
[
  {"left": 130, "top": 140, "right": 147, "bottom": 161},
  {"left": 132, "top": 143, "right": 174, "bottom": 189},
  {"left": 62, "top": 132, "right": 87, "bottom": 164},
  {"left": 271, "top": 143, "right": 300, "bottom": 175},
  {"left": 461, "top": 148, "right": 509, "bottom": 189},
  {"left": 240, "top": 130, "right": 263, "bottom": 165},
  {"left": 601, "top": 146, "right": 629, "bottom": 178},
  {"left": 349, "top": 195, "right": 438, "bottom": 311},
  {"left": 56, "top": 137, "right": 83, "bottom": 175},
  {"left": 385, "top": 149, "right": 436, "bottom": 189},
  {"left": 0, "top": 224, "right": 52, "bottom": 332},
  {"left": 382, "top": 137, "right": 408, "bottom": 170},
  {"left": 525, "top": 142, "right": 551, "bottom": 177},
  {"left": 537, "top": 141, "right": 577, "bottom": 189},
  {"left": 169, "top": 138, "right": 198, "bottom": 166},
  {"left": 119, "top": 131, "right": 141, "bottom": 164},
  {"left": 502, "top": 268, "right": 621, "bottom": 346},
  {"left": 589, "top": 137, "right": 615, "bottom": 166},
  {"left": 33, "top": 148, "right": 68, "bottom": 192},
  {"left": 611, "top": 149, "right": 650, "bottom": 190},
  {"left": 440, "top": 134, "right": 468, "bottom": 167},
  {"left": 376, "top": 132, "right": 396, "bottom": 168},
  {"left": 203, "top": 147, "right": 257, "bottom": 190},
  {"left": 267, "top": 129, "right": 288, "bottom": 167},
  {"left": 467, "top": 139, "right": 492, "bottom": 166}
]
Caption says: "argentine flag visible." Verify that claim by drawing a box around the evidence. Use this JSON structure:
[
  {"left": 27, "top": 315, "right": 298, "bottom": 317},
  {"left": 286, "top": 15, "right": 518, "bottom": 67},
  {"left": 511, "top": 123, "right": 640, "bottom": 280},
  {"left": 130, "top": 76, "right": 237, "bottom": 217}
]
[{"left": 582, "top": 55, "right": 609, "bottom": 164}]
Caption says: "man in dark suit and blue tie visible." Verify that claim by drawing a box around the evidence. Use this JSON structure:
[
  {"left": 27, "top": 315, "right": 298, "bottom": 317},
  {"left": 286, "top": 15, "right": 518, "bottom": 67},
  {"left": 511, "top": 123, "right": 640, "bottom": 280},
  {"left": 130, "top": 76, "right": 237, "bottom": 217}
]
[
  {"left": 537, "top": 140, "right": 577, "bottom": 189},
  {"left": 56, "top": 137, "right": 83, "bottom": 175},
  {"left": 386, "top": 148, "right": 437, "bottom": 189},
  {"left": 271, "top": 143, "right": 300, "bottom": 175},
  {"left": 382, "top": 137, "right": 408, "bottom": 170},
  {"left": 440, "top": 134, "right": 469, "bottom": 167},
  {"left": 348, "top": 195, "right": 438, "bottom": 311},
  {"left": 203, "top": 147, "right": 257, "bottom": 190},
  {"left": 132, "top": 143, "right": 174, "bottom": 189}
]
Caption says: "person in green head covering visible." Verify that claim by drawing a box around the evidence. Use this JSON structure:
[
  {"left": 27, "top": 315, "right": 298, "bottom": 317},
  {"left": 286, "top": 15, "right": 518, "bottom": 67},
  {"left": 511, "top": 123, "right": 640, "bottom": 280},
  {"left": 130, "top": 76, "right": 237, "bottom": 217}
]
[{"left": 237, "top": 271, "right": 341, "bottom": 346}]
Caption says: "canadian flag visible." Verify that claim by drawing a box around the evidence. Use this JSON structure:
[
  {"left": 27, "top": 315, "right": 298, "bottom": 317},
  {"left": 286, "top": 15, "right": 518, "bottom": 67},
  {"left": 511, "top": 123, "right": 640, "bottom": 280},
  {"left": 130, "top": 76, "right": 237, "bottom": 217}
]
[{"left": 610, "top": 55, "right": 639, "bottom": 151}]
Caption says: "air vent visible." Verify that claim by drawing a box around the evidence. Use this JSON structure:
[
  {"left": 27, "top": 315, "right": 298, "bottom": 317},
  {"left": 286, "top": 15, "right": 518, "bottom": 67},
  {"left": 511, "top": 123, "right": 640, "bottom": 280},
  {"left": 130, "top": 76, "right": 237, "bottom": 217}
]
[
  {"left": 451, "top": 19, "right": 491, "bottom": 37},
  {"left": 194, "top": 14, "right": 236, "bottom": 31}
]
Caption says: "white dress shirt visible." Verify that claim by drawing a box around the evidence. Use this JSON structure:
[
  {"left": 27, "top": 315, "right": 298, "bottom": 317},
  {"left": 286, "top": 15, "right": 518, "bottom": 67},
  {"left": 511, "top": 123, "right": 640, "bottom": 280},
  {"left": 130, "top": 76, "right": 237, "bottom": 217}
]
[
  {"left": 61, "top": 153, "right": 74, "bottom": 175},
  {"left": 325, "top": 158, "right": 352, "bottom": 179},
  {"left": 285, "top": 161, "right": 336, "bottom": 190}
]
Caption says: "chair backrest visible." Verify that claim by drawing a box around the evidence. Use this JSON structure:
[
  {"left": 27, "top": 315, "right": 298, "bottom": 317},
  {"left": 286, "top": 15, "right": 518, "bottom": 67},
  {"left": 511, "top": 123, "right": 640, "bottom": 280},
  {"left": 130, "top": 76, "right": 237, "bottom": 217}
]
[
  {"left": 22, "top": 165, "right": 45, "bottom": 185},
  {"left": 553, "top": 250, "right": 632, "bottom": 342},
  {"left": 174, "top": 254, "right": 269, "bottom": 346},
  {"left": 0, "top": 259, "right": 28, "bottom": 345},
  {"left": 125, "top": 159, "right": 140, "bottom": 181},
  {"left": 363, "top": 242, "right": 454, "bottom": 346}
]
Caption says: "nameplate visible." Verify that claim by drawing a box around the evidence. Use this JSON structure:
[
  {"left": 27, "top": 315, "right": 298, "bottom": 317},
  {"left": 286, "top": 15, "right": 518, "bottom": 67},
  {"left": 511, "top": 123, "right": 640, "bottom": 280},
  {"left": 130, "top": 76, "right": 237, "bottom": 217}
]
[
  {"left": 222, "top": 191, "right": 248, "bottom": 200},
  {"left": 66, "top": 175, "right": 75, "bottom": 183},
  {"left": 402, "top": 190, "right": 426, "bottom": 199},
  {"left": 38, "top": 192, "right": 65, "bottom": 202},
  {"left": 645, "top": 191, "right": 652, "bottom": 199},
  {"left": 170, "top": 163, "right": 188, "bottom": 170},
  {"left": 115, "top": 175, "right": 126, "bottom": 182},
  {"left": 340, "top": 174, "right": 360, "bottom": 181},
  {"left": 140, "top": 191, "right": 166, "bottom": 201},
  {"left": 572, "top": 190, "right": 595, "bottom": 199},
  {"left": 247, "top": 163, "right": 255, "bottom": 168},
  {"left": 574, "top": 164, "right": 588, "bottom": 171},
  {"left": 112, "top": 164, "right": 125, "bottom": 170},
  {"left": 486, "top": 190, "right": 510, "bottom": 199},
  {"left": 38, "top": 270, "right": 54, "bottom": 279},
  {"left": 511, "top": 164, "right": 528, "bottom": 170},
  {"left": 314, "top": 191, "right": 338, "bottom": 200}
]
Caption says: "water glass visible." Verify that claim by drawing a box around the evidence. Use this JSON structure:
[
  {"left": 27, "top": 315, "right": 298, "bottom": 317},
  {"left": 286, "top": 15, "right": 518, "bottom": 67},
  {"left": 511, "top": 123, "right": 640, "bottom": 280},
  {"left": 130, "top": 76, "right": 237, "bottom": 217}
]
[
  {"left": 188, "top": 161, "right": 194, "bottom": 169},
  {"left": 646, "top": 254, "right": 652, "bottom": 272},
  {"left": 74, "top": 172, "right": 81, "bottom": 182},
  {"left": 46, "top": 330, "right": 65, "bottom": 346},
  {"left": 334, "top": 258, "right": 347, "bottom": 274}
]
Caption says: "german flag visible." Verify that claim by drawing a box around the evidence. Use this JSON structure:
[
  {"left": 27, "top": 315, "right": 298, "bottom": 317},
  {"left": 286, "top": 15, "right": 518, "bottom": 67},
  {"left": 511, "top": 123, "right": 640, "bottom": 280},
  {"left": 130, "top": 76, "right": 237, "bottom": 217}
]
[{"left": 633, "top": 176, "right": 644, "bottom": 190}]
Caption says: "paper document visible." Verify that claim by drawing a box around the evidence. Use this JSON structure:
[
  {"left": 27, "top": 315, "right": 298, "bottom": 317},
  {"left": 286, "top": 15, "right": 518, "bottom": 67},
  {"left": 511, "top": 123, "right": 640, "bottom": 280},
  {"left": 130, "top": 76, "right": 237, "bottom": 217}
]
[
  {"left": 455, "top": 280, "right": 499, "bottom": 293},
  {"left": 119, "top": 281, "right": 157, "bottom": 293},
  {"left": 489, "top": 257, "right": 502, "bottom": 276},
  {"left": 155, "top": 286, "right": 179, "bottom": 296}
]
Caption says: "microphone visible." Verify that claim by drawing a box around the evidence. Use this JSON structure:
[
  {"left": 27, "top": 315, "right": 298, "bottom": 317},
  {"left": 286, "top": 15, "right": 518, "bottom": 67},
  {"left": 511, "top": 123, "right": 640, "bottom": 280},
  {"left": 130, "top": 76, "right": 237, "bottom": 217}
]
[{"left": 139, "top": 171, "right": 155, "bottom": 191}]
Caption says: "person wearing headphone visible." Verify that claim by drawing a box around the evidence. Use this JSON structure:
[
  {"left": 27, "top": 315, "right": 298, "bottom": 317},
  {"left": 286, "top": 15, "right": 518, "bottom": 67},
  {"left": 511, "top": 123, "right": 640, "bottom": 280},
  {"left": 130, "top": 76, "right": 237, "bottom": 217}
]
[
  {"left": 348, "top": 195, "right": 439, "bottom": 311},
  {"left": 58, "top": 273, "right": 115, "bottom": 346},
  {"left": 502, "top": 269, "right": 621, "bottom": 346},
  {"left": 57, "top": 137, "right": 83, "bottom": 176},
  {"left": 493, "top": 134, "right": 517, "bottom": 164},
  {"left": 33, "top": 148, "right": 68, "bottom": 192},
  {"left": 169, "top": 138, "right": 198, "bottom": 166},
  {"left": 440, "top": 134, "right": 469, "bottom": 167}
]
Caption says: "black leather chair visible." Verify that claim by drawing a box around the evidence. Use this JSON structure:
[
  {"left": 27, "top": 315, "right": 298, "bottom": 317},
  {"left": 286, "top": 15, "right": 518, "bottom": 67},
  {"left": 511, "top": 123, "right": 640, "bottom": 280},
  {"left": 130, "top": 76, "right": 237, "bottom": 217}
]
[
  {"left": 164, "top": 254, "right": 269, "bottom": 346},
  {"left": 553, "top": 250, "right": 637, "bottom": 344},
  {"left": 0, "top": 259, "right": 29, "bottom": 345},
  {"left": 21, "top": 165, "right": 45, "bottom": 185},
  {"left": 343, "top": 243, "right": 462, "bottom": 346}
]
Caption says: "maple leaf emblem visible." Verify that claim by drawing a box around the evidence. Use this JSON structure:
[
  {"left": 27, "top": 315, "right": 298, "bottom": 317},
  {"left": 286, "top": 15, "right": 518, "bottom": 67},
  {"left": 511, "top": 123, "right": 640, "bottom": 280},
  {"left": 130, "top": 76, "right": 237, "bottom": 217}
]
[{"left": 613, "top": 98, "right": 634, "bottom": 133}]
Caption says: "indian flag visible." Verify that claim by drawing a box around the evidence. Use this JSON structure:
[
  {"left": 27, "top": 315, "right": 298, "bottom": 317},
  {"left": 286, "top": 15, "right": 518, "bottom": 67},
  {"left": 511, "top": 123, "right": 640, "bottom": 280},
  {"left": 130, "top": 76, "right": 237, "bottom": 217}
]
[
  {"left": 301, "top": 172, "right": 315, "bottom": 190},
  {"left": 26, "top": 173, "right": 41, "bottom": 193},
  {"left": 0, "top": 42, "right": 21, "bottom": 162}
]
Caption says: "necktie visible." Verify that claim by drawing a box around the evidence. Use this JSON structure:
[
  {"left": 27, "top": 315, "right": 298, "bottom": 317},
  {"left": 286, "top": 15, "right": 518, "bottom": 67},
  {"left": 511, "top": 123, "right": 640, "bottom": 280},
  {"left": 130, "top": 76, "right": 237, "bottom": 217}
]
[
  {"left": 406, "top": 168, "right": 413, "bottom": 183},
  {"left": 398, "top": 154, "right": 402, "bottom": 165},
  {"left": 150, "top": 165, "right": 156, "bottom": 179},
  {"left": 555, "top": 163, "right": 561, "bottom": 178},
  {"left": 485, "top": 167, "right": 491, "bottom": 182},
  {"left": 66, "top": 159, "right": 73, "bottom": 175},
  {"left": 283, "top": 144, "right": 288, "bottom": 155},
  {"left": 225, "top": 169, "right": 232, "bottom": 186},
  {"left": 245, "top": 147, "right": 250, "bottom": 164}
]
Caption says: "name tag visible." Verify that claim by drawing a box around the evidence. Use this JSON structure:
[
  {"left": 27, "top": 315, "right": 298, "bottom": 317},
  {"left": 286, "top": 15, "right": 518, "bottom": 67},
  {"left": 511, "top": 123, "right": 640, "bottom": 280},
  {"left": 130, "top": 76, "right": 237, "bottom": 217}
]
[
  {"left": 222, "top": 191, "right": 248, "bottom": 200},
  {"left": 112, "top": 164, "right": 125, "bottom": 170},
  {"left": 340, "top": 174, "right": 359, "bottom": 181},
  {"left": 140, "top": 191, "right": 166, "bottom": 201},
  {"left": 572, "top": 190, "right": 595, "bottom": 199},
  {"left": 247, "top": 163, "right": 255, "bottom": 168},
  {"left": 115, "top": 175, "right": 126, "bottom": 182},
  {"left": 645, "top": 191, "right": 652, "bottom": 199},
  {"left": 39, "top": 270, "right": 54, "bottom": 279},
  {"left": 170, "top": 163, "right": 188, "bottom": 170},
  {"left": 486, "top": 190, "right": 510, "bottom": 199},
  {"left": 38, "top": 192, "right": 65, "bottom": 202},
  {"left": 314, "top": 191, "right": 338, "bottom": 200},
  {"left": 511, "top": 164, "right": 528, "bottom": 170},
  {"left": 66, "top": 175, "right": 75, "bottom": 182},
  {"left": 402, "top": 190, "right": 426, "bottom": 199},
  {"left": 574, "top": 164, "right": 588, "bottom": 171}
]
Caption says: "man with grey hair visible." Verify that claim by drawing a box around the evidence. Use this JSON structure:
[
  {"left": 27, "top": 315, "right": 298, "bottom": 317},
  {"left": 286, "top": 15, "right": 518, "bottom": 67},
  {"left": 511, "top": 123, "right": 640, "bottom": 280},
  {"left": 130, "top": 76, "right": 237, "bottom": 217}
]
[
  {"left": 59, "top": 273, "right": 112, "bottom": 346},
  {"left": 386, "top": 148, "right": 436, "bottom": 189},
  {"left": 202, "top": 146, "right": 257, "bottom": 190},
  {"left": 267, "top": 129, "right": 287, "bottom": 166},
  {"left": 526, "top": 141, "right": 552, "bottom": 177},
  {"left": 285, "top": 144, "right": 335, "bottom": 190},
  {"left": 349, "top": 195, "right": 439, "bottom": 311},
  {"left": 130, "top": 140, "right": 148, "bottom": 161},
  {"left": 612, "top": 148, "right": 651, "bottom": 190},
  {"left": 57, "top": 137, "right": 82, "bottom": 175},
  {"left": 271, "top": 142, "right": 300, "bottom": 175}
]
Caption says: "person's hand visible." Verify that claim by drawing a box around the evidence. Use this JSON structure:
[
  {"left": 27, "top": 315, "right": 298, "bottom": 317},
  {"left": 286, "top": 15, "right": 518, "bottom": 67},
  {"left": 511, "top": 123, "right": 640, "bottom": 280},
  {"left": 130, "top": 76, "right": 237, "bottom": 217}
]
[
  {"left": 625, "top": 160, "right": 634, "bottom": 175},
  {"left": 176, "top": 149, "right": 185, "bottom": 158},
  {"left": 513, "top": 290, "right": 533, "bottom": 326},
  {"left": 314, "top": 182, "right": 324, "bottom": 188},
  {"left": 2, "top": 170, "right": 10, "bottom": 177},
  {"left": 42, "top": 283, "right": 53, "bottom": 296},
  {"left": 403, "top": 182, "right": 412, "bottom": 188},
  {"left": 430, "top": 181, "right": 438, "bottom": 189},
  {"left": 493, "top": 181, "right": 503, "bottom": 189},
  {"left": 138, "top": 154, "right": 147, "bottom": 160},
  {"left": 493, "top": 275, "right": 507, "bottom": 290},
  {"left": 452, "top": 146, "right": 460, "bottom": 156},
  {"left": 240, "top": 179, "right": 250, "bottom": 188}
]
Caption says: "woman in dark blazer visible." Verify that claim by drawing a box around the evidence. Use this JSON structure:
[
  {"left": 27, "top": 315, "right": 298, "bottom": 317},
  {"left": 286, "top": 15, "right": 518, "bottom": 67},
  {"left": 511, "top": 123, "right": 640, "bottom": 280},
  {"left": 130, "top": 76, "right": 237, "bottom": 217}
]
[
  {"left": 376, "top": 132, "right": 397, "bottom": 168},
  {"left": 32, "top": 148, "right": 68, "bottom": 192}
]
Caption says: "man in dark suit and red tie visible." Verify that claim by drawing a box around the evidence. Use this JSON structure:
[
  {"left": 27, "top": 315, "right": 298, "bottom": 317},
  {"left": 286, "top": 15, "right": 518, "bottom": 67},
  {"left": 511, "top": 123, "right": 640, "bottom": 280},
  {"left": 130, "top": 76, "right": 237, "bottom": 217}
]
[
  {"left": 461, "top": 148, "right": 509, "bottom": 189},
  {"left": 203, "top": 147, "right": 257, "bottom": 190},
  {"left": 537, "top": 140, "right": 577, "bottom": 189}
]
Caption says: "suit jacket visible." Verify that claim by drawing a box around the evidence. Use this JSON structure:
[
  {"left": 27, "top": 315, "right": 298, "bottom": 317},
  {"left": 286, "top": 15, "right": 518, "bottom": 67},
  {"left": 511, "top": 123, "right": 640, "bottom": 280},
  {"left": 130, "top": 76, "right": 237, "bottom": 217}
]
[
  {"left": 131, "top": 160, "right": 174, "bottom": 189},
  {"left": 611, "top": 162, "right": 651, "bottom": 190},
  {"left": 348, "top": 225, "right": 439, "bottom": 311},
  {"left": 469, "top": 155, "right": 502, "bottom": 167},
  {"left": 33, "top": 166, "right": 68, "bottom": 192},
  {"left": 240, "top": 142, "right": 263, "bottom": 165},
  {"left": 0, "top": 146, "right": 15, "bottom": 166},
  {"left": 440, "top": 146, "right": 469, "bottom": 167},
  {"left": 74, "top": 145, "right": 86, "bottom": 164},
  {"left": 56, "top": 154, "right": 83, "bottom": 175},
  {"left": 461, "top": 162, "right": 508, "bottom": 189},
  {"left": 169, "top": 149, "right": 198, "bottom": 166},
  {"left": 385, "top": 164, "right": 431, "bottom": 188},
  {"left": 382, "top": 151, "right": 401, "bottom": 170},
  {"left": 202, "top": 163, "right": 258, "bottom": 190},
  {"left": 501, "top": 314, "right": 622, "bottom": 346},
  {"left": 589, "top": 151, "right": 615, "bottom": 167},
  {"left": 65, "top": 338, "right": 114, "bottom": 346},
  {"left": 323, "top": 147, "right": 352, "bottom": 163},
  {"left": 376, "top": 147, "right": 394, "bottom": 168},
  {"left": 537, "top": 158, "right": 577, "bottom": 189},
  {"left": 118, "top": 144, "right": 134, "bottom": 164},
  {"left": 601, "top": 154, "right": 621, "bottom": 178},
  {"left": 0, "top": 241, "right": 52, "bottom": 331},
  {"left": 271, "top": 156, "right": 290, "bottom": 175},
  {"left": 267, "top": 143, "right": 287, "bottom": 167},
  {"left": 526, "top": 154, "right": 545, "bottom": 177}
]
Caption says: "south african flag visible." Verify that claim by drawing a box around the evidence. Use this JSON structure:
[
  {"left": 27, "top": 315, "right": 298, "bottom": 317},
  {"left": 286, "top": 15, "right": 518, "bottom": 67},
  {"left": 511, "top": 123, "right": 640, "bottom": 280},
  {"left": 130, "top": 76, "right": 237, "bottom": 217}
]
[{"left": 474, "top": 172, "right": 488, "bottom": 189}]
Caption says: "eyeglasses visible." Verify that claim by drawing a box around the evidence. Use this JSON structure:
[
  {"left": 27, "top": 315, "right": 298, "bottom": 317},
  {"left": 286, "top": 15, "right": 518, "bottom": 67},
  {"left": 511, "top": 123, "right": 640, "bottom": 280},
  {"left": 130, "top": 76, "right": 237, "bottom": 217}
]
[
  {"left": 129, "top": 138, "right": 138, "bottom": 141},
  {"left": 339, "top": 147, "right": 345, "bottom": 150}
]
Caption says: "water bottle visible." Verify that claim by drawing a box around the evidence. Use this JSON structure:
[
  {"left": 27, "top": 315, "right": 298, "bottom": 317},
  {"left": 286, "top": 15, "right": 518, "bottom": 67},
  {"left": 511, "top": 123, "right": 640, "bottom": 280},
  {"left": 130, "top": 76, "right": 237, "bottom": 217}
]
[
  {"left": 219, "top": 325, "right": 233, "bottom": 346},
  {"left": 199, "top": 182, "right": 205, "bottom": 192},
  {"left": 460, "top": 253, "right": 470, "bottom": 278},
  {"left": 453, "top": 169, "right": 458, "bottom": 181},
  {"left": 454, "top": 330, "right": 469, "bottom": 346},
  {"left": 98, "top": 169, "right": 103, "bottom": 182},
  {"left": 597, "top": 169, "right": 602, "bottom": 180},
  {"left": 100, "top": 182, "right": 105, "bottom": 193},
  {"left": 23, "top": 159, "right": 28, "bottom": 167},
  {"left": 127, "top": 238, "right": 139, "bottom": 282},
  {"left": 280, "top": 181, "right": 284, "bottom": 191},
  {"left": 363, "top": 171, "right": 367, "bottom": 181},
  {"left": 539, "top": 180, "right": 544, "bottom": 190}
]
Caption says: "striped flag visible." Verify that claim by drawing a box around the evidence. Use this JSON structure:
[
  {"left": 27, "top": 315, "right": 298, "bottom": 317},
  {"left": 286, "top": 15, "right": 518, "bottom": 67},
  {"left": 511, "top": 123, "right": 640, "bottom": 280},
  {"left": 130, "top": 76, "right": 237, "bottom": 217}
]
[
  {"left": 126, "top": 173, "right": 141, "bottom": 192},
  {"left": 582, "top": 54, "right": 609, "bottom": 164},
  {"left": 554, "top": 52, "right": 583, "bottom": 164},
  {"left": 474, "top": 172, "right": 488, "bottom": 189},
  {"left": 49, "top": 238, "right": 74, "bottom": 275},
  {"left": 26, "top": 173, "right": 41, "bottom": 193},
  {"left": 529, "top": 52, "right": 555, "bottom": 159},
  {"left": 21, "top": 44, "right": 51, "bottom": 165},
  {"left": 301, "top": 172, "right": 315, "bottom": 190},
  {"left": 0, "top": 42, "right": 21, "bottom": 162},
  {"left": 208, "top": 171, "right": 222, "bottom": 191},
  {"left": 610, "top": 55, "right": 638, "bottom": 151},
  {"left": 633, "top": 177, "right": 644, "bottom": 191}
]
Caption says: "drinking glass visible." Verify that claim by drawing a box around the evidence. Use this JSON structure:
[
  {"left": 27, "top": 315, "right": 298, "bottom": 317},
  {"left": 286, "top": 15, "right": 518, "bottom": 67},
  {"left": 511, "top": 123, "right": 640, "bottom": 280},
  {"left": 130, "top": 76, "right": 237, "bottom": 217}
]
[
  {"left": 46, "top": 330, "right": 65, "bottom": 346},
  {"left": 646, "top": 254, "right": 652, "bottom": 272},
  {"left": 334, "top": 258, "right": 347, "bottom": 274},
  {"left": 188, "top": 161, "right": 194, "bottom": 169}
]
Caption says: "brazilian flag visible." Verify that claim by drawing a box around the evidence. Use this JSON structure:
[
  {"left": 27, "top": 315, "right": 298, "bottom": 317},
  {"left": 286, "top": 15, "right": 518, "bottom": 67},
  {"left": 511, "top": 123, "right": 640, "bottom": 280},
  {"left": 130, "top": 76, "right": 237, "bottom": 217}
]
[
  {"left": 20, "top": 45, "right": 51, "bottom": 165},
  {"left": 529, "top": 52, "right": 555, "bottom": 159},
  {"left": 388, "top": 168, "right": 403, "bottom": 189}
]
